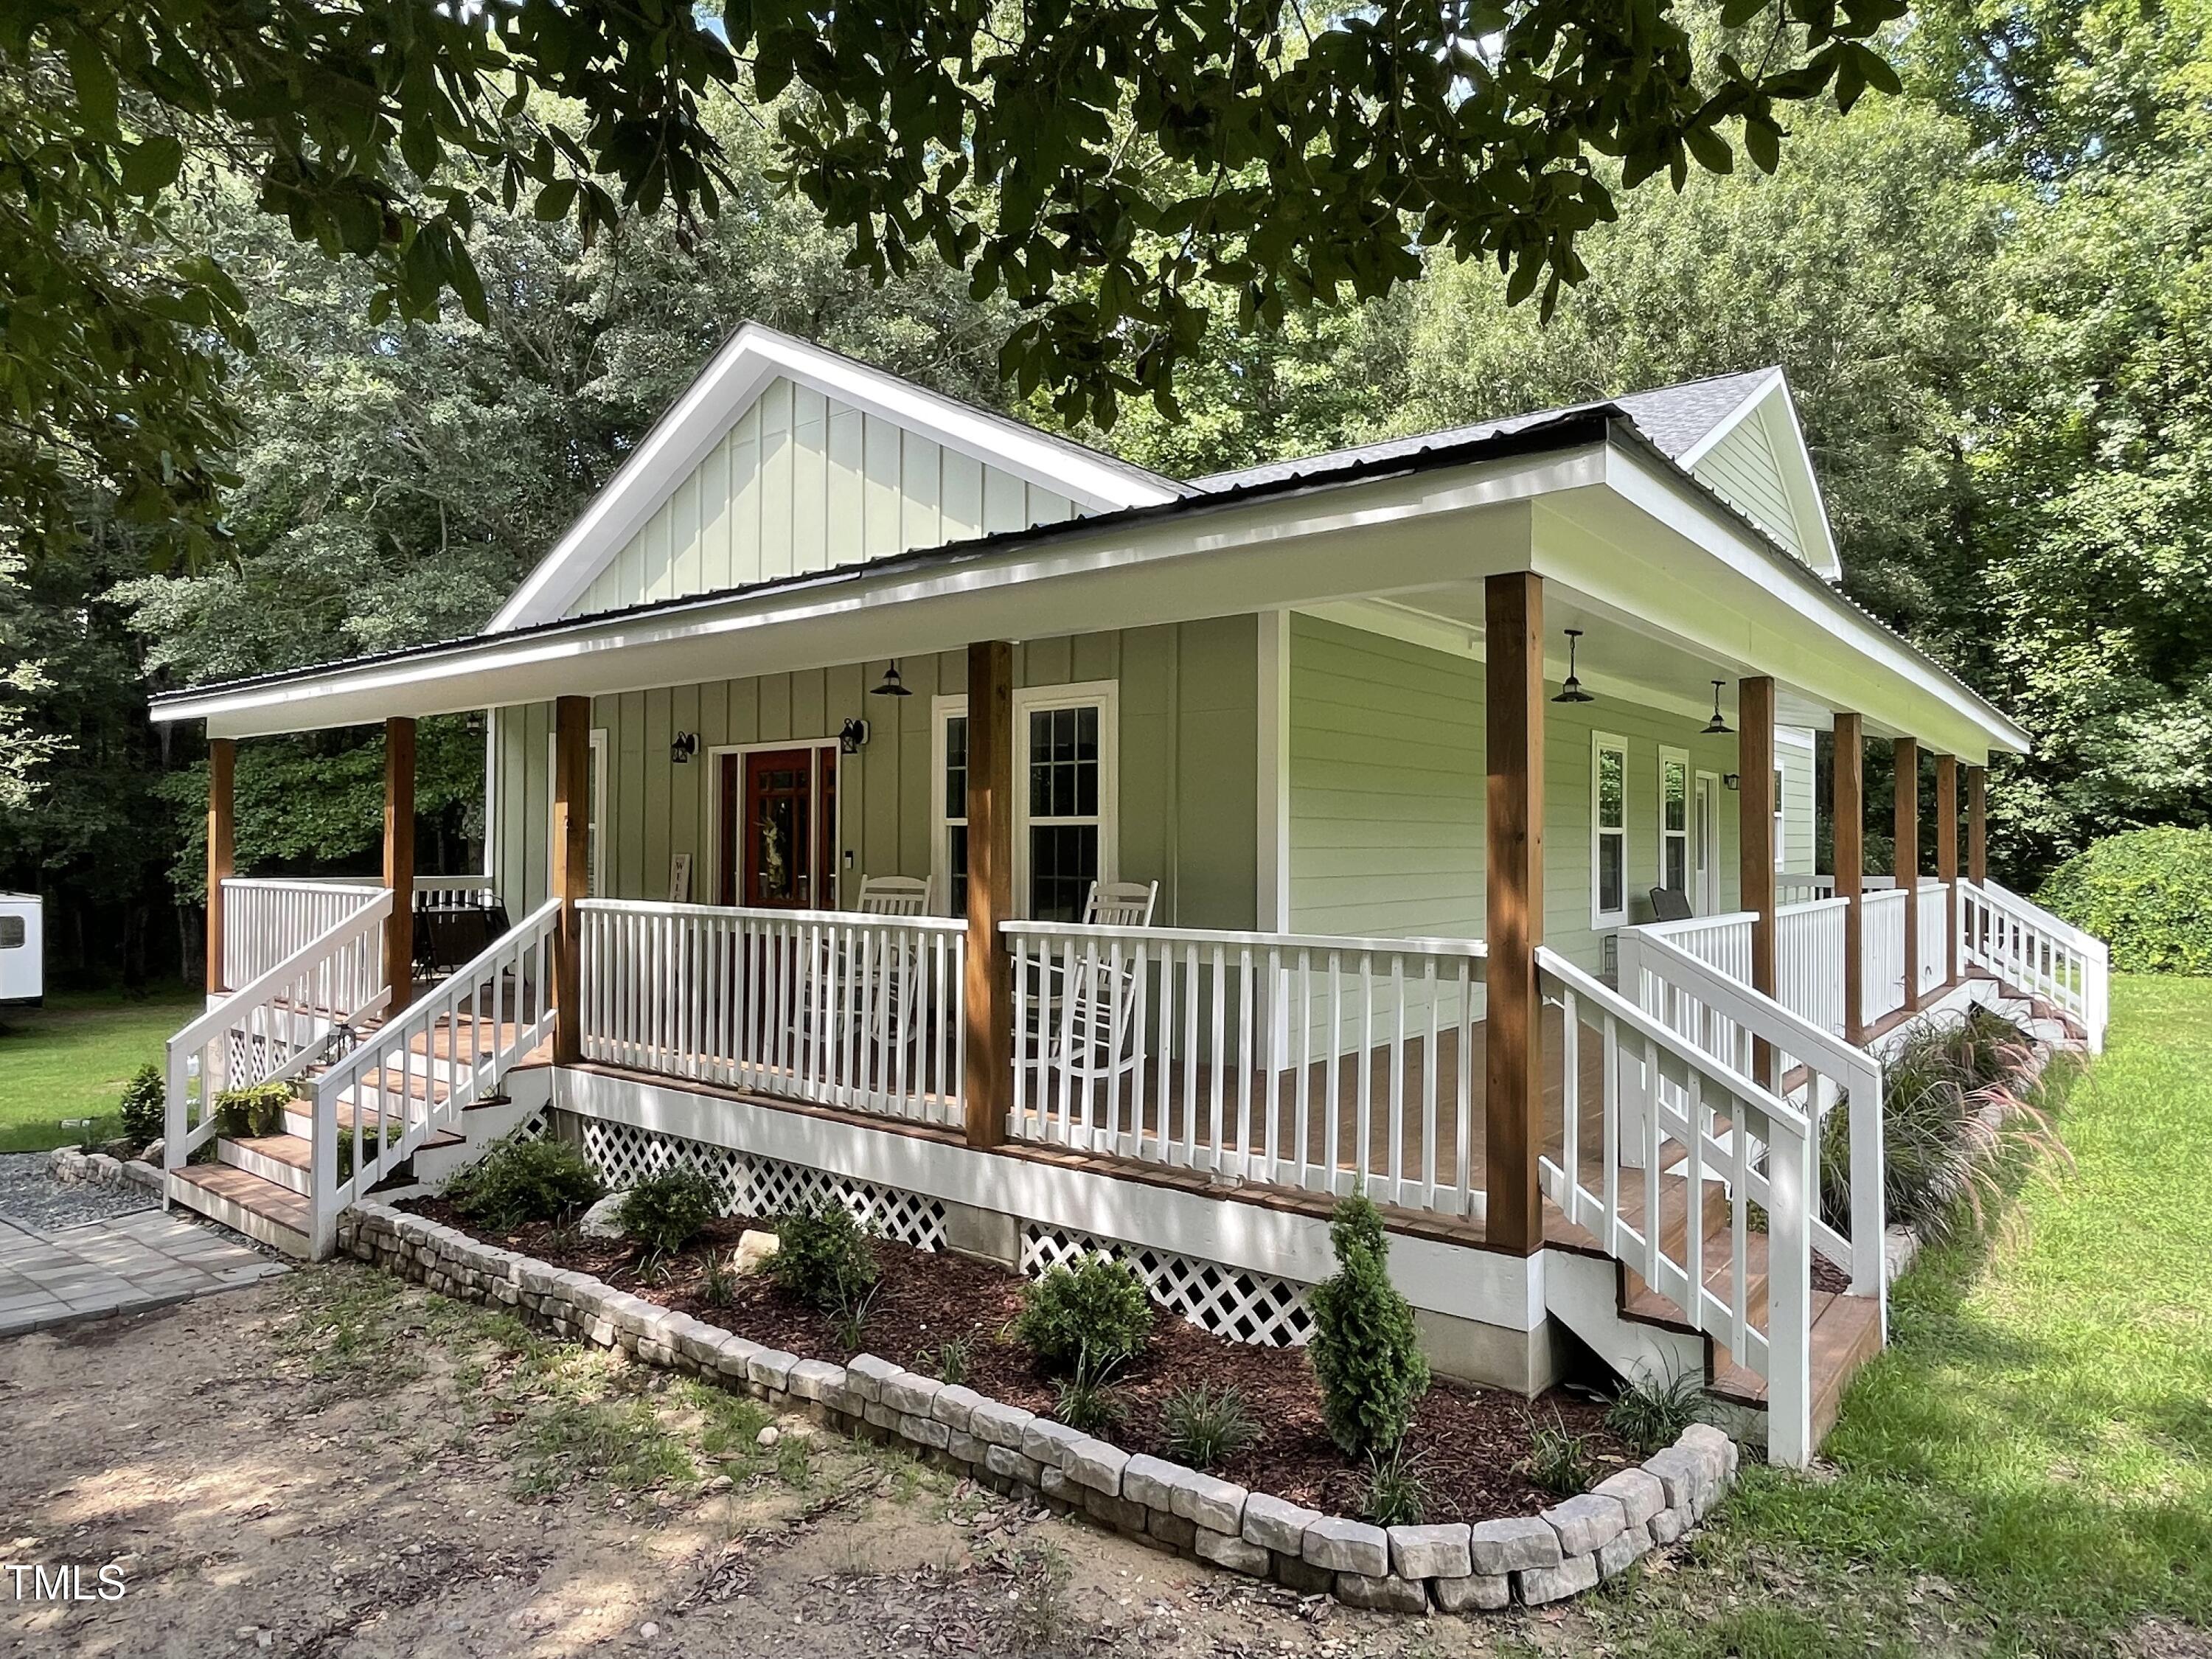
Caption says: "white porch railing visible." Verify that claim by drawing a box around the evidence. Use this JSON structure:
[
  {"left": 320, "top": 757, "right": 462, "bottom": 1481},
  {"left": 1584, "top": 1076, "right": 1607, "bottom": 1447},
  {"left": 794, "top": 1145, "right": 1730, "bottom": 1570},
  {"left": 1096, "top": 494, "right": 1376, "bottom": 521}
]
[
  {"left": 1775, "top": 897, "right": 1849, "bottom": 1038},
  {"left": 1775, "top": 873, "right": 1835, "bottom": 904},
  {"left": 1916, "top": 880, "right": 1950, "bottom": 997},
  {"left": 310, "top": 898, "right": 561, "bottom": 1254},
  {"left": 1861, "top": 888, "right": 1910, "bottom": 1027},
  {"left": 1537, "top": 947, "right": 1832, "bottom": 1467},
  {"left": 1962, "top": 881, "right": 2110, "bottom": 1051},
  {"left": 1002, "top": 921, "right": 1488, "bottom": 1217},
  {"left": 221, "top": 877, "right": 386, "bottom": 993},
  {"left": 166, "top": 891, "right": 394, "bottom": 1169},
  {"left": 578, "top": 900, "right": 967, "bottom": 1127}
]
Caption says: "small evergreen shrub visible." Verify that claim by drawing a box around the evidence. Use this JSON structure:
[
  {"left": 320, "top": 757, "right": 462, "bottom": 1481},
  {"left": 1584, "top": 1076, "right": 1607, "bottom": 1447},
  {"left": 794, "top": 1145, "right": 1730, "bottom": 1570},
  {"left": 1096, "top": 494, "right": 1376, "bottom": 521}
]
[
  {"left": 1161, "top": 1383, "right": 1259, "bottom": 1469},
  {"left": 771, "top": 1201, "right": 880, "bottom": 1311},
  {"left": 618, "top": 1169, "right": 720, "bottom": 1255},
  {"left": 1015, "top": 1253, "right": 1154, "bottom": 1372},
  {"left": 2037, "top": 827, "right": 2212, "bottom": 974},
  {"left": 445, "top": 1134, "right": 602, "bottom": 1230},
  {"left": 1305, "top": 1194, "right": 1430, "bottom": 1458},
  {"left": 212, "top": 1082, "right": 293, "bottom": 1139},
  {"left": 118, "top": 1062, "right": 164, "bottom": 1148}
]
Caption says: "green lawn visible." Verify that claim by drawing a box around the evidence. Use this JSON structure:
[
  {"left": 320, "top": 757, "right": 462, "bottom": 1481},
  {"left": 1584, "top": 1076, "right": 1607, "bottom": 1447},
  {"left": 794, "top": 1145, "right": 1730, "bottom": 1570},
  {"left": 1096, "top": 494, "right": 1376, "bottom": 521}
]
[
  {"left": 0, "top": 984, "right": 202, "bottom": 1152},
  {"left": 1582, "top": 973, "right": 2212, "bottom": 1658}
]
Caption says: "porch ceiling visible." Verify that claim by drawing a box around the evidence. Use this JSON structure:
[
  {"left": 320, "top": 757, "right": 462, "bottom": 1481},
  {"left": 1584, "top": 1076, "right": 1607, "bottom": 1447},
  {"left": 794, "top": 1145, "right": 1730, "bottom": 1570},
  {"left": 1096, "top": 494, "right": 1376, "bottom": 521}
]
[{"left": 150, "top": 419, "right": 2027, "bottom": 762}]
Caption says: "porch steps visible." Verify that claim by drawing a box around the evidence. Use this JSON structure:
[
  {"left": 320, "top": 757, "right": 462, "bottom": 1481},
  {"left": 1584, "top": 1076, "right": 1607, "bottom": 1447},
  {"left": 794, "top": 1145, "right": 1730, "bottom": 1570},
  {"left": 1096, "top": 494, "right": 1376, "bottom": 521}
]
[
  {"left": 167, "top": 1164, "right": 313, "bottom": 1259},
  {"left": 1548, "top": 1175, "right": 1885, "bottom": 1453}
]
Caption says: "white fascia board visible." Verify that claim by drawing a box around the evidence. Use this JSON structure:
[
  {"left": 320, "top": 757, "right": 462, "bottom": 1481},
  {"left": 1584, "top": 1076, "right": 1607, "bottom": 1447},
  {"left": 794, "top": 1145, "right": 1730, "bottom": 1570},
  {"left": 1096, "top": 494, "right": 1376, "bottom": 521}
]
[
  {"left": 1672, "top": 366, "right": 1783, "bottom": 470},
  {"left": 487, "top": 323, "right": 1182, "bottom": 634},
  {"left": 1578, "top": 442, "right": 2028, "bottom": 759},
  {"left": 158, "top": 448, "right": 1590, "bottom": 739}
]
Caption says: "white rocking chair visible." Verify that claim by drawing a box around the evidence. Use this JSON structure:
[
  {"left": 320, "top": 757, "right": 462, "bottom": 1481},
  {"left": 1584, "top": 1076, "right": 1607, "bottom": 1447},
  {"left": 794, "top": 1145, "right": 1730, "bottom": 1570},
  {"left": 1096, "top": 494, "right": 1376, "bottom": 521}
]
[
  {"left": 855, "top": 874, "right": 932, "bottom": 917},
  {"left": 1041, "top": 880, "right": 1161, "bottom": 1079}
]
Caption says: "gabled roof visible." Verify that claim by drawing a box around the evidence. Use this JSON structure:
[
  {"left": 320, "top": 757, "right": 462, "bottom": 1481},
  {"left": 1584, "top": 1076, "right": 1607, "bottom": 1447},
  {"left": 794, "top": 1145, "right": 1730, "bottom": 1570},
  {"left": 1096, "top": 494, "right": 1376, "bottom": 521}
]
[
  {"left": 1196, "top": 365, "right": 1840, "bottom": 578},
  {"left": 487, "top": 323, "right": 1183, "bottom": 633}
]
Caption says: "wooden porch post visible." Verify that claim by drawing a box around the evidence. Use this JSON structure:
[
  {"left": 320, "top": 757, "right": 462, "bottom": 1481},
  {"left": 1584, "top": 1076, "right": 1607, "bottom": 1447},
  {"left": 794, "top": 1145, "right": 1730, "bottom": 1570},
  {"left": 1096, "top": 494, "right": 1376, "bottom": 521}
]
[
  {"left": 551, "top": 695, "right": 591, "bottom": 1064},
  {"left": 1894, "top": 737, "right": 1920, "bottom": 1010},
  {"left": 1484, "top": 573, "right": 1544, "bottom": 1256},
  {"left": 1739, "top": 677, "right": 1777, "bottom": 1082},
  {"left": 383, "top": 717, "right": 417, "bottom": 1010},
  {"left": 1935, "top": 754, "right": 1959, "bottom": 987},
  {"left": 962, "top": 641, "right": 1014, "bottom": 1150},
  {"left": 1834, "top": 713, "right": 1865, "bottom": 1043},
  {"left": 1967, "top": 765, "right": 1987, "bottom": 886},
  {"left": 206, "top": 737, "right": 236, "bottom": 995}
]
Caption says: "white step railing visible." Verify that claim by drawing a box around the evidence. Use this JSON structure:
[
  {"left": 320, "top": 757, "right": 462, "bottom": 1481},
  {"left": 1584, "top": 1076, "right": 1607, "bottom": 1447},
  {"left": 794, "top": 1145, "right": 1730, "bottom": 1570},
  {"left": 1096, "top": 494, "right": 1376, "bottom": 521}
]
[
  {"left": 310, "top": 897, "right": 561, "bottom": 1254},
  {"left": 1860, "top": 888, "right": 1910, "bottom": 1028},
  {"left": 166, "top": 891, "right": 394, "bottom": 1170},
  {"left": 1002, "top": 921, "right": 1488, "bottom": 1217},
  {"left": 1962, "top": 881, "right": 2110, "bottom": 1051},
  {"left": 1537, "top": 947, "right": 1825, "bottom": 1467},
  {"left": 1916, "top": 880, "right": 1951, "bottom": 996},
  {"left": 1614, "top": 927, "right": 1886, "bottom": 1301},
  {"left": 579, "top": 900, "right": 967, "bottom": 1127},
  {"left": 1641, "top": 910, "right": 1753, "bottom": 981},
  {"left": 221, "top": 877, "right": 386, "bottom": 993}
]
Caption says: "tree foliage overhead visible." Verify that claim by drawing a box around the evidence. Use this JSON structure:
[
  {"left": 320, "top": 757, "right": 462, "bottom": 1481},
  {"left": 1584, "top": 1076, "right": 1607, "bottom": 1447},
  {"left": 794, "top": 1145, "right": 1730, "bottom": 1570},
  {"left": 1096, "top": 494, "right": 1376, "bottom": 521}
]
[{"left": 4, "top": 0, "right": 1904, "bottom": 564}]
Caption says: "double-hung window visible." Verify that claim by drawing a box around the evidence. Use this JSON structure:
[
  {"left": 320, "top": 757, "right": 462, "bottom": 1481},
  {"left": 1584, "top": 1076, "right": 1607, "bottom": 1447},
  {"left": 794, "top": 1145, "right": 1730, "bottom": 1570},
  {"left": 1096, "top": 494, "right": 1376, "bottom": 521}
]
[
  {"left": 1592, "top": 733, "right": 1629, "bottom": 928},
  {"left": 934, "top": 681, "right": 1118, "bottom": 920},
  {"left": 1659, "top": 747, "right": 1690, "bottom": 897}
]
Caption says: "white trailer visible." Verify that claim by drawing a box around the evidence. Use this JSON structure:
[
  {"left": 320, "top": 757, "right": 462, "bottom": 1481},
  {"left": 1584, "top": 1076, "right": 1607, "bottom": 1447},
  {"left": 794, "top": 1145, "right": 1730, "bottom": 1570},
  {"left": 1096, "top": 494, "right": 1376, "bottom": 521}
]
[{"left": 0, "top": 893, "right": 42, "bottom": 1004}]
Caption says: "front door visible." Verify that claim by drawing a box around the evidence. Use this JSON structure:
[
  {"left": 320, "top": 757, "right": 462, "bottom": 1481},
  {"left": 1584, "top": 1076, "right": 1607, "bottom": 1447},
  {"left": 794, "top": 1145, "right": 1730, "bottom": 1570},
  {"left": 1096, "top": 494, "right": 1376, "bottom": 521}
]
[
  {"left": 1694, "top": 772, "right": 1719, "bottom": 915},
  {"left": 720, "top": 748, "right": 838, "bottom": 908}
]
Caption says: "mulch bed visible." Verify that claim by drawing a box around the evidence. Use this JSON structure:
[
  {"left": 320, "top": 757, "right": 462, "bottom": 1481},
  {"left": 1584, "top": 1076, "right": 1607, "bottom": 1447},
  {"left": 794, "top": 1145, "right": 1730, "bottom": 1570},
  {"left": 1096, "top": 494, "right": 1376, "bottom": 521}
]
[{"left": 397, "top": 1195, "right": 1641, "bottom": 1523}]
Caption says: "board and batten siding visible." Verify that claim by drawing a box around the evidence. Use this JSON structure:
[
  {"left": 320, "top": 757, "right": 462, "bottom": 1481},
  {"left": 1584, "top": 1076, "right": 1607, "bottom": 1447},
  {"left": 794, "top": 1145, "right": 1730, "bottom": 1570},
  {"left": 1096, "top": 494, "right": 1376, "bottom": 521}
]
[
  {"left": 567, "top": 376, "right": 1080, "bottom": 619},
  {"left": 1285, "top": 613, "right": 1745, "bottom": 977},
  {"left": 1691, "top": 412, "right": 1803, "bottom": 561},
  {"left": 491, "top": 619, "right": 1259, "bottom": 929}
]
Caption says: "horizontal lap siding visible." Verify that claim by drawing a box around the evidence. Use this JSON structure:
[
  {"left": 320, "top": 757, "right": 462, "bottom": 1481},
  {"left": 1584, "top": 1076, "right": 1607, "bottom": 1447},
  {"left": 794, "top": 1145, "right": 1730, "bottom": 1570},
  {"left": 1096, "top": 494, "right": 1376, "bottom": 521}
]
[
  {"left": 1285, "top": 613, "right": 1745, "bottom": 978},
  {"left": 1777, "top": 730, "right": 1816, "bottom": 874},
  {"left": 489, "top": 619, "right": 1260, "bottom": 929},
  {"left": 1287, "top": 615, "right": 1484, "bottom": 942},
  {"left": 1544, "top": 700, "right": 1742, "bottom": 973},
  {"left": 1692, "top": 414, "right": 1802, "bottom": 560},
  {"left": 568, "top": 377, "right": 1079, "bottom": 619}
]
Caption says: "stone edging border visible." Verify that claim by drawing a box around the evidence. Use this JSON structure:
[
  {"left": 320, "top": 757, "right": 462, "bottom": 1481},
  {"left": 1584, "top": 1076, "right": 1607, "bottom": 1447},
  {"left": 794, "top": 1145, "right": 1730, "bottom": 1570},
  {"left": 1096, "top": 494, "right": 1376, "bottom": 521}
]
[
  {"left": 47, "top": 1147, "right": 165, "bottom": 1194},
  {"left": 338, "top": 1199, "right": 1738, "bottom": 1614}
]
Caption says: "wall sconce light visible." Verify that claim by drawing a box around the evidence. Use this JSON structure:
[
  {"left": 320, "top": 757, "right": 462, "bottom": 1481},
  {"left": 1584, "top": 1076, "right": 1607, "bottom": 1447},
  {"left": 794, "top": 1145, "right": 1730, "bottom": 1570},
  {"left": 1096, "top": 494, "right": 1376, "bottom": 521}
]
[
  {"left": 871, "top": 661, "right": 912, "bottom": 698},
  {"left": 669, "top": 731, "right": 698, "bottom": 765},
  {"left": 1723, "top": 773, "right": 1742, "bottom": 791},
  {"left": 1551, "top": 628, "right": 1596, "bottom": 703},
  {"left": 1702, "top": 681, "right": 1733, "bottom": 736},
  {"left": 838, "top": 717, "right": 872, "bottom": 755}
]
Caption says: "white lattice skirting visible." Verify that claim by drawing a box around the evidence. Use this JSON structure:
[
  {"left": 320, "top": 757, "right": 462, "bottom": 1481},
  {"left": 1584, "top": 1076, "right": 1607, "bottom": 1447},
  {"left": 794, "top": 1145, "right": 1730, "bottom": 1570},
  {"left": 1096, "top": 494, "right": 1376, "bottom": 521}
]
[
  {"left": 1022, "top": 1221, "right": 1315, "bottom": 1348},
  {"left": 575, "top": 1117, "right": 948, "bottom": 1252}
]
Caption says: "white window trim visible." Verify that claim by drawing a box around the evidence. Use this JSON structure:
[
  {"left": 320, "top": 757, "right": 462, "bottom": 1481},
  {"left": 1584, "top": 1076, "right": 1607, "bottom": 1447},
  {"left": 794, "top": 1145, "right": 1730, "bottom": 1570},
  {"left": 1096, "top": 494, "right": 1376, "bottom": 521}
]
[
  {"left": 1591, "top": 731, "right": 1630, "bottom": 930},
  {"left": 1695, "top": 768, "right": 1722, "bottom": 916},
  {"left": 546, "top": 727, "right": 608, "bottom": 898},
  {"left": 1658, "top": 744, "right": 1690, "bottom": 900},
  {"left": 1774, "top": 764, "right": 1788, "bottom": 872},
  {"left": 933, "top": 680, "right": 1120, "bottom": 920}
]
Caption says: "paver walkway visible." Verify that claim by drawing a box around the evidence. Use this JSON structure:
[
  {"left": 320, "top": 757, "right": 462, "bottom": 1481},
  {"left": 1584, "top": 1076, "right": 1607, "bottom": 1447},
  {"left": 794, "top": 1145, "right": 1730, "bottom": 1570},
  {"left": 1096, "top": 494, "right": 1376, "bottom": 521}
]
[{"left": 0, "top": 1206, "right": 285, "bottom": 1336}]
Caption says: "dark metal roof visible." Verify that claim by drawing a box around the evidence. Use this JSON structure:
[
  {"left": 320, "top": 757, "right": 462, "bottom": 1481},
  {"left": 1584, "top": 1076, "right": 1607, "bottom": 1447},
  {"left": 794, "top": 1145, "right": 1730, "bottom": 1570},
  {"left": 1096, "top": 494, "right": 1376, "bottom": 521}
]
[{"left": 1192, "top": 367, "right": 1776, "bottom": 493}]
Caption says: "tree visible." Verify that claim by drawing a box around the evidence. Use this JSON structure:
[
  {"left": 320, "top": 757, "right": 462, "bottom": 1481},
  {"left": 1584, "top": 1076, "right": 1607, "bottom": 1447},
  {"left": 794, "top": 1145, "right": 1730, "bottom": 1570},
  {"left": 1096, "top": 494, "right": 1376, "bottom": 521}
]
[{"left": 5, "top": 0, "right": 1908, "bottom": 566}]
